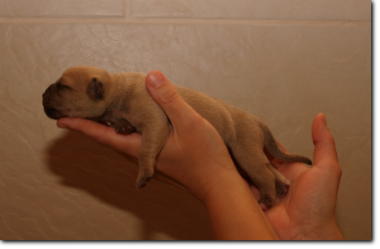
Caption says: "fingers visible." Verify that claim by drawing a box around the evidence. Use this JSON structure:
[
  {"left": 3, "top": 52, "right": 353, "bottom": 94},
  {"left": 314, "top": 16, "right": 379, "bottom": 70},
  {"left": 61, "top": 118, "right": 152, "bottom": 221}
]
[
  {"left": 312, "top": 113, "right": 340, "bottom": 171},
  {"left": 145, "top": 71, "right": 203, "bottom": 133},
  {"left": 57, "top": 117, "right": 141, "bottom": 157}
]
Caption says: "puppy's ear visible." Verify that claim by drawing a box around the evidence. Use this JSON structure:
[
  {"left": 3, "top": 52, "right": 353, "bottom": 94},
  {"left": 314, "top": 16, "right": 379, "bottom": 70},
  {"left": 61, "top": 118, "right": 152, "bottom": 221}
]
[{"left": 88, "top": 78, "right": 104, "bottom": 99}]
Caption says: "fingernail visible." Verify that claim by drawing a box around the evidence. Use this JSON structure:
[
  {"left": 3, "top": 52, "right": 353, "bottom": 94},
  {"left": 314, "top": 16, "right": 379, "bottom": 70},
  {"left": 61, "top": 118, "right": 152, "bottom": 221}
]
[
  {"left": 146, "top": 71, "right": 165, "bottom": 88},
  {"left": 321, "top": 113, "right": 327, "bottom": 125}
]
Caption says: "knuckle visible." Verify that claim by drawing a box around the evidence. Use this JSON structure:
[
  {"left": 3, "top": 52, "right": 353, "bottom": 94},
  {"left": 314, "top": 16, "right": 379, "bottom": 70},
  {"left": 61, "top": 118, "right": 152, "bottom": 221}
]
[
  {"left": 159, "top": 86, "right": 179, "bottom": 104},
  {"left": 196, "top": 115, "right": 209, "bottom": 128},
  {"left": 326, "top": 159, "right": 342, "bottom": 177},
  {"left": 337, "top": 167, "right": 342, "bottom": 178},
  {"left": 331, "top": 166, "right": 342, "bottom": 180},
  {"left": 182, "top": 112, "right": 202, "bottom": 126},
  {"left": 96, "top": 129, "right": 112, "bottom": 146},
  {"left": 189, "top": 116, "right": 211, "bottom": 133},
  {"left": 326, "top": 133, "right": 336, "bottom": 146},
  {"left": 74, "top": 118, "right": 91, "bottom": 131},
  {"left": 81, "top": 121, "right": 93, "bottom": 131}
]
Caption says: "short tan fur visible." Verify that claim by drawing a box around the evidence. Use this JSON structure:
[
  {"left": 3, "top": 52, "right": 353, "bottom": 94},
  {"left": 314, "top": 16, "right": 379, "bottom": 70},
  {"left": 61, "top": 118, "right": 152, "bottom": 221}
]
[{"left": 42, "top": 66, "right": 312, "bottom": 209}]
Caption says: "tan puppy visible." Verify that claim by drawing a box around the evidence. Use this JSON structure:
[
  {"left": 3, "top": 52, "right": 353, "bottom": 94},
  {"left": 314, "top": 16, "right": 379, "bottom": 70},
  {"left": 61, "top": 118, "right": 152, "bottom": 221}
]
[{"left": 42, "top": 66, "right": 312, "bottom": 210}]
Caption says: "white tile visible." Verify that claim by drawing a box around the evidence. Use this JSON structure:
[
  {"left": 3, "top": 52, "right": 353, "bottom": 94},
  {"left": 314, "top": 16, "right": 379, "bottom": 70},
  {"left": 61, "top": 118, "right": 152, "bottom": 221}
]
[{"left": 0, "top": 0, "right": 126, "bottom": 17}]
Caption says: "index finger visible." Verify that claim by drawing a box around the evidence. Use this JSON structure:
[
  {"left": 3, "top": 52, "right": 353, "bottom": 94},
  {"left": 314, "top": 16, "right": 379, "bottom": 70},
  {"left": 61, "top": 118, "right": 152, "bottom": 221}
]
[{"left": 57, "top": 117, "right": 141, "bottom": 157}]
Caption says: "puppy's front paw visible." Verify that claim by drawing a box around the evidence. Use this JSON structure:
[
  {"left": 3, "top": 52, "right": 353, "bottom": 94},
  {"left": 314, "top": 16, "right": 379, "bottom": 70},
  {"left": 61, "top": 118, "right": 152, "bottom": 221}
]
[
  {"left": 136, "top": 168, "right": 154, "bottom": 189},
  {"left": 114, "top": 119, "right": 135, "bottom": 134}
]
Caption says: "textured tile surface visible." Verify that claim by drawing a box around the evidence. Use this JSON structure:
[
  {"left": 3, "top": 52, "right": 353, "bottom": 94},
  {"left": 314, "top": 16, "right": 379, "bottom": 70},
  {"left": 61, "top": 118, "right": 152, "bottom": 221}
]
[
  {"left": 130, "top": 0, "right": 370, "bottom": 20},
  {"left": 0, "top": 0, "right": 372, "bottom": 241},
  {"left": 0, "top": 0, "right": 125, "bottom": 17}
]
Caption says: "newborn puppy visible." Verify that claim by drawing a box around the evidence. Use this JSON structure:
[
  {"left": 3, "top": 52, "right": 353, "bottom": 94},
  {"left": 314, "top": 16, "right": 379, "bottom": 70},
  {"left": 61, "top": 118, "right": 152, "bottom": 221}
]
[{"left": 42, "top": 66, "right": 312, "bottom": 210}]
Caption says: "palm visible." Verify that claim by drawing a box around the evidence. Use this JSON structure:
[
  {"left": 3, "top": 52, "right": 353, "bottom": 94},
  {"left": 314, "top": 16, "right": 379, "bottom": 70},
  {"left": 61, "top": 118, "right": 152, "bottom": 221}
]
[
  {"left": 253, "top": 156, "right": 339, "bottom": 240},
  {"left": 247, "top": 114, "right": 342, "bottom": 240},
  {"left": 256, "top": 163, "right": 308, "bottom": 238}
]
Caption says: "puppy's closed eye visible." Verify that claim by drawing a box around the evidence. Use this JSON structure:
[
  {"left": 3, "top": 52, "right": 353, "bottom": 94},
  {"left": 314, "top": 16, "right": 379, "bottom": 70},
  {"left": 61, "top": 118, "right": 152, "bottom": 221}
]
[{"left": 56, "top": 81, "right": 71, "bottom": 90}]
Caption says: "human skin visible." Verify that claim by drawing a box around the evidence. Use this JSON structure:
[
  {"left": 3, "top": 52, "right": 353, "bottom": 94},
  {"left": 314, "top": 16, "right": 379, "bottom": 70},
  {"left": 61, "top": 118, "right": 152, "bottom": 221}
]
[
  {"left": 252, "top": 113, "right": 344, "bottom": 240},
  {"left": 57, "top": 71, "right": 343, "bottom": 240}
]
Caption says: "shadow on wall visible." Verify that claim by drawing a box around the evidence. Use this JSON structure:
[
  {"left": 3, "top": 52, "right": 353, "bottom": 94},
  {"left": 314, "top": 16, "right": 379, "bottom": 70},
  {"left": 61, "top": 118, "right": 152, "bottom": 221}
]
[{"left": 45, "top": 130, "right": 213, "bottom": 240}]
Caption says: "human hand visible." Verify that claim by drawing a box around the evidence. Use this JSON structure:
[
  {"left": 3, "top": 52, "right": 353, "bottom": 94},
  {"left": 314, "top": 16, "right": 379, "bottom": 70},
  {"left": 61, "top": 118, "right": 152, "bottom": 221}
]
[
  {"left": 251, "top": 113, "right": 344, "bottom": 240},
  {"left": 57, "top": 71, "right": 239, "bottom": 202}
]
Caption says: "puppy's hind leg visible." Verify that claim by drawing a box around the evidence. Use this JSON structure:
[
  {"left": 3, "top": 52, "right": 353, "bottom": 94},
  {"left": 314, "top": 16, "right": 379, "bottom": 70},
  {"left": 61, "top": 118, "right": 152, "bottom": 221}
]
[
  {"left": 136, "top": 124, "right": 170, "bottom": 188},
  {"left": 231, "top": 145, "right": 277, "bottom": 210},
  {"left": 266, "top": 163, "right": 290, "bottom": 198}
]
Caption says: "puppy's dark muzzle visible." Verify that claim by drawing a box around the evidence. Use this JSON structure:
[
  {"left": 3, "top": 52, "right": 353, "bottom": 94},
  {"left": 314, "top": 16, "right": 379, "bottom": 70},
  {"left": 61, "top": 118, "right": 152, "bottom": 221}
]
[
  {"left": 42, "top": 86, "right": 61, "bottom": 120},
  {"left": 43, "top": 85, "right": 52, "bottom": 104},
  {"left": 43, "top": 107, "right": 61, "bottom": 120}
]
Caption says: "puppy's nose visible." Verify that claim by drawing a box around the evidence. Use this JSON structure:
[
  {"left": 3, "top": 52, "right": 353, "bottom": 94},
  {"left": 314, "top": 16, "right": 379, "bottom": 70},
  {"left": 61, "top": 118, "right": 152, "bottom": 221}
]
[
  {"left": 42, "top": 91, "right": 50, "bottom": 106},
  {"left": 44, "top": 107, "right": 60, "bottom": 120},
  {"left": 42, "top": 84, "right": 55, "bottom": 106}
]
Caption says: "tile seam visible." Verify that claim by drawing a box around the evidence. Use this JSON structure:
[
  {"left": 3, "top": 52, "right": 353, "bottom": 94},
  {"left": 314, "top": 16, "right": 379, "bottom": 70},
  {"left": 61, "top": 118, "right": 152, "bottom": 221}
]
[
  {"left": 125, "top": 0, "right": 130, "bottom": 19},
  {"left": 0, "top": 18, "right": 371, "bottom": 26}
]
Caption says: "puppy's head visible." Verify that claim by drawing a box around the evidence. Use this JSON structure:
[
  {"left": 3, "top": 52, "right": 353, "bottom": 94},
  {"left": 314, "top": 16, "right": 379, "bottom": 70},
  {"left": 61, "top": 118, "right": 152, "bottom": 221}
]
[{"left": 42, "top": 66, "right": 111, "bottom": 120}]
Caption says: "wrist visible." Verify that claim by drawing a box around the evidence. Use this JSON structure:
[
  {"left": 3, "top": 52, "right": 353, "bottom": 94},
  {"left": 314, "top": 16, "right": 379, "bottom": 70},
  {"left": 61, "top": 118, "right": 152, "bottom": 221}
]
[
  {"left": 202, "top": 169, "right": 246, "bottom": 204},
  {"left": 301, "top": 221, "right": 344, "bottom": 240},
  {"left": 199, "top": 167, "right": 278, "bottom": 240},
  {"left": 187, "top": 164, "right": 243, "bottom": 204}
]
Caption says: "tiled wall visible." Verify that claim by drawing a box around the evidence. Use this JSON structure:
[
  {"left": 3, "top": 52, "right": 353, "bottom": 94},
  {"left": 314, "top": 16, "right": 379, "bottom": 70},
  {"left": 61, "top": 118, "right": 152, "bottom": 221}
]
[
  {"left": 0, "top": 0, "right": 125, "bottom": 17},
  {"left": 130, "top": 0, "right": 369, "bottom": 20},
  {"left": 0, "top": 0, "right": 371, "bottom": 240}
]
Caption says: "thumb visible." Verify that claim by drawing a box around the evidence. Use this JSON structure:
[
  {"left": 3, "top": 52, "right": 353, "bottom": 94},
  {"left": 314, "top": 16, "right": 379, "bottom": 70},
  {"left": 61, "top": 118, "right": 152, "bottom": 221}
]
[
  {"left": 312, "top": 113, "right": 339, "bottom": 169},
  {"left": 145, "top": 71, "right": 201, "bottom": 130}
]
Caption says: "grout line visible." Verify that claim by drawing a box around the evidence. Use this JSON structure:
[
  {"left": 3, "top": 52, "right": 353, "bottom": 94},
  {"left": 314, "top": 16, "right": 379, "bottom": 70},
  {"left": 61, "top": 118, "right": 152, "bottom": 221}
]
[
  {"left": 0, "top": 17, "right": 370, "bottom": 26},
  {"left": 125, "top": 0, "right": 130, "bottom": 19}
]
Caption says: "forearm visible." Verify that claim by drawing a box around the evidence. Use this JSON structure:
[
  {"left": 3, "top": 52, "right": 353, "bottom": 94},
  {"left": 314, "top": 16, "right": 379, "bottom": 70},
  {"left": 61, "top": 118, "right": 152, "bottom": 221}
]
[{"left": 202, "top": 170, "right": 278, "bottom": 240}]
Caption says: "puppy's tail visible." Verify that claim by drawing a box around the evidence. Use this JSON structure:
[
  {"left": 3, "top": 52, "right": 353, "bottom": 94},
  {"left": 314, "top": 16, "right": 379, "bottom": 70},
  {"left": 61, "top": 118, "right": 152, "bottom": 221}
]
[{"left": 260, "top": 122, "right": 312, "bottom": 165}]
